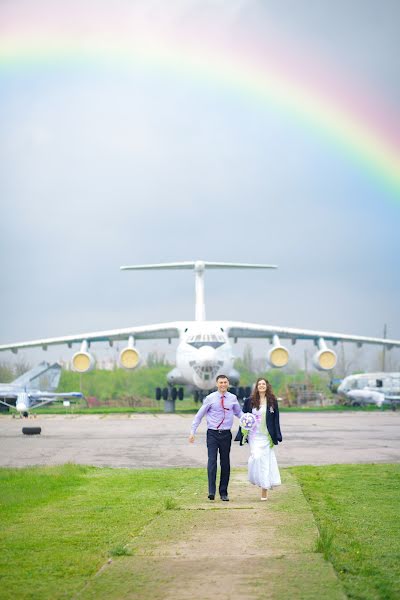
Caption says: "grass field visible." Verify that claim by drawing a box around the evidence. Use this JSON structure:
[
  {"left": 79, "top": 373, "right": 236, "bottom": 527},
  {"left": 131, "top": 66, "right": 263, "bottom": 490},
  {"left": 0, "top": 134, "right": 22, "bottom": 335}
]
[
  {"left": 0, "top": 465, "right": 204, "bottom": 599},
  {"left": 291, "top": 464, "right": 400, "bottom": 600},
  {"left": 0, "top": 464, "right": 399, "bottom": 599},
  {"left": 4, "top": 402, "right": 395, "bottom": 415}
]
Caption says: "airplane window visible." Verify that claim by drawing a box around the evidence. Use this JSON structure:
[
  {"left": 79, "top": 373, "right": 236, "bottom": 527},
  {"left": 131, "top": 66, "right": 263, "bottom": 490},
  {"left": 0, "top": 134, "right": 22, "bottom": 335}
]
[
  {"left": 187, "top": 341, "right": 225, "bottom": 349},
  {"left": 186, "top": 331, "right": 226, "bottom": 349},
  {"left": 189, "top": 360, "right": 224, "bottom": 380}
]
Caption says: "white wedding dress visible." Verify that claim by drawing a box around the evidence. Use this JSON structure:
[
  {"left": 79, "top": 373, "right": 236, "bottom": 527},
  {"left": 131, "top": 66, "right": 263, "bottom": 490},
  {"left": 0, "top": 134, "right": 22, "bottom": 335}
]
[{"left": 248, "top": 405, "right": 281, "bottom": 490}]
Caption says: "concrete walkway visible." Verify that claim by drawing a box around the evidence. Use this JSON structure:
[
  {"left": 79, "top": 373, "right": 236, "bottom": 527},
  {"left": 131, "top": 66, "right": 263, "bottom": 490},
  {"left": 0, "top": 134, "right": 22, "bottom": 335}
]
[{"left": 79, "top": 470, "right": 347, "bottom": 600}]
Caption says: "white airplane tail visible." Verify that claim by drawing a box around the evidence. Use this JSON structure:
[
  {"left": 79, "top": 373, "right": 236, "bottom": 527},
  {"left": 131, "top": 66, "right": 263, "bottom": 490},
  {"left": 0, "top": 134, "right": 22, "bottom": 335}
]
[{"left": 120, "top": 260, "right": 277, "bottom": 321}]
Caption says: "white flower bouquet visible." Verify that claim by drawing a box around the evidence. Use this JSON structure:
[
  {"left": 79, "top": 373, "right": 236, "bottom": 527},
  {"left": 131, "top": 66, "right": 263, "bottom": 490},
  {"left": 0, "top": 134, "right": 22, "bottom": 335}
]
[{"left": 239, "top": 412, "right": 256, "bottom": 443}]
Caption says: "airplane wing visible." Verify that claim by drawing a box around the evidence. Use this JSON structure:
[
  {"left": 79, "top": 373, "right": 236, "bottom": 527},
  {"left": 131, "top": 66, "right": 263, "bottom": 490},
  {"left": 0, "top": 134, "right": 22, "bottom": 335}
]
[
  {"left": 0, "top": 322, "right": 182, "bottom": 353},
  {"left": 0, "top": 391, "right": 83, "bottom": 412},
  {"left": 28, "top": 392, "right": 83, "bottom": 410},
  {"left": 221, "top": 322, "right": 400, "bottom": 348},
  {"left": 0, "top": 399, "right": 17, "bottom": 410},
  {"left": 0, "top": 389, "right": 17, "bottom": 411},
  {"left": 29, "top": 392, "right": 83, "bottom": 400}
]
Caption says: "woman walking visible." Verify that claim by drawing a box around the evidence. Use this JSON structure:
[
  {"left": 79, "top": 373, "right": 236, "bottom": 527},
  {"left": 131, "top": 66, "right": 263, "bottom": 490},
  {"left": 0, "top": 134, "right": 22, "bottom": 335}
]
[{"left": 236, "top": 378, "right": 282, "bottom": 500}]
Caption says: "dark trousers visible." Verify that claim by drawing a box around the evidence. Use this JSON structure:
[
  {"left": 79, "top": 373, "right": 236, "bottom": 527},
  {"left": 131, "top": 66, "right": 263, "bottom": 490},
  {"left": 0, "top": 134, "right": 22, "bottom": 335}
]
[{"left": 206, "top": 429, "right": 232, "bottom": 496}]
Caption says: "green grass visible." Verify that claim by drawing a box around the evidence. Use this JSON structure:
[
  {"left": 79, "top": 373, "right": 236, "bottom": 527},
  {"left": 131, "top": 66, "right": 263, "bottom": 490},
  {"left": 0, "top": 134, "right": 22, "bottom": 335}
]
[
  {"left": 1, "top": 464, "right": 399, "bottom": 599},
  {"left": 280, "top": 404, "right": 396, "bottom": 412},
  {"left": 5, "top": 402, "right": 394, "bottom": 416},
  {"left": 6, "top": 398, "right": 202, "bottom": 415},
  {"left": 0, "top": 465, "right": 204, "bottom": 599},
  {"left": 290, "top": 464, "right": 400, "bottom": 600}
]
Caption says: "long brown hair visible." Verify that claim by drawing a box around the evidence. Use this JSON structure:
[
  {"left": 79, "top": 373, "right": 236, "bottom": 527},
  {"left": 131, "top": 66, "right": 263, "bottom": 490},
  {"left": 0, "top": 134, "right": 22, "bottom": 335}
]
[{"left": 251, "top": 378, "right": 277, "bottom": 411}]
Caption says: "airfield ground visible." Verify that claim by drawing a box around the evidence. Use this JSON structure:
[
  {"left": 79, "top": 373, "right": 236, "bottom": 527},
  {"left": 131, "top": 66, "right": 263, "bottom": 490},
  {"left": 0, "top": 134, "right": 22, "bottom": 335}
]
[
  {"left": 1, "top": 412, "right": 399, "bottom": 599},
  {"left": 0, "top": 411, "right": 399, "bottom": 468}
]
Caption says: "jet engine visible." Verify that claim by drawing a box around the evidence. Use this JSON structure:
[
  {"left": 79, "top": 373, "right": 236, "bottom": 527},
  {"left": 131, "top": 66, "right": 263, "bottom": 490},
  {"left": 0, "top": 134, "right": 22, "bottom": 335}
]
[
  {"left": 167, "top": 368, "right": 186, "bottom": 385},
  {"left": 119, "top": 336, "right": 141, "bottom": 369},
  {"left": 267, "top": 335, "right": 289, "bottom": 368},
  {"left": 71, "top": 341, "right": 95, "bottom": 373},
  {"left": 312, "top": 338, "right": 337, "bottom": 371}
]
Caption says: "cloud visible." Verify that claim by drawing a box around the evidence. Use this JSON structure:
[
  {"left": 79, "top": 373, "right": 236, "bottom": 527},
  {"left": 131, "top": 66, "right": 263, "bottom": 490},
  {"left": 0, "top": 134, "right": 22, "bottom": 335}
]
[{"left": 1, "top": 0, "right": 399, "bottom": 373}]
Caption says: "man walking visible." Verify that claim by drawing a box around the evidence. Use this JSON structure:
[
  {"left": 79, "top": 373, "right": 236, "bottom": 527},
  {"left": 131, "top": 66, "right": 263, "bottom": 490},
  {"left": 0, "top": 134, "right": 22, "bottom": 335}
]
[{"left": 189, "top": 375, "right": 243, "bottom": 501}]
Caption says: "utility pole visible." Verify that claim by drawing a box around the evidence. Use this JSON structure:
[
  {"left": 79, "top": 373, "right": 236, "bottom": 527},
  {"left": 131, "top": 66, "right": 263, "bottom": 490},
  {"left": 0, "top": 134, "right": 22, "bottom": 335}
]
[{"left": 382, "top": 323, "right": 387, "bottom": 372}]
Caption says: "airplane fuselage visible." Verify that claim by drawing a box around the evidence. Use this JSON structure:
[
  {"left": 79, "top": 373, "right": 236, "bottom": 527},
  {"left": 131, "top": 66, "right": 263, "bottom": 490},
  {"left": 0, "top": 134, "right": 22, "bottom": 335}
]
[{"left": 167, "top": 322, "right": 237, "bottom": 391}]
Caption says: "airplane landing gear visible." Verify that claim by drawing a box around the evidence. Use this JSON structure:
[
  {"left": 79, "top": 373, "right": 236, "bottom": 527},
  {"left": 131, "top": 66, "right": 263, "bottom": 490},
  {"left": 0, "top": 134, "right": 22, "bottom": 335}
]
[
  {"left": 154, "top": 387, "right": 185, "bottom": 412},
  {"left": 235, "top": 386, "right": 252, "bottom": 401},
  {"left": 193, "top": 390, "right": 208, "bottom": 403}
]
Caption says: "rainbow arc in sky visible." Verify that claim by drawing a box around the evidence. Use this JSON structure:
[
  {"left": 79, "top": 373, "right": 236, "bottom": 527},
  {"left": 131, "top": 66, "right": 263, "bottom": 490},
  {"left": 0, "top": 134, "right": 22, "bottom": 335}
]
[{"left": 1, "top": 28, "right": 399, "bottom": 199}]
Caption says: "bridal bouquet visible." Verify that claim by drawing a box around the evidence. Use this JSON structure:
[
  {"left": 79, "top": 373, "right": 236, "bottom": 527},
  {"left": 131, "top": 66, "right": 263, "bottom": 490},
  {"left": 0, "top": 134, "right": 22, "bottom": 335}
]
[{"left": 239, "top": 413, "right": 256, "bottom": 443}]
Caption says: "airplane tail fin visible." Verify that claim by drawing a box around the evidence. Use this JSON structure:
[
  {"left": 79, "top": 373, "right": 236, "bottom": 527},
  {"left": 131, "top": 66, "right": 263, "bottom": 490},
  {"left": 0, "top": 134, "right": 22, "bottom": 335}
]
[
  {"left": 120, "top": 260, "right": 277, "bottom": 321},
  {"left": 12, "top": 362, "right": 62, "bottom": 391}
]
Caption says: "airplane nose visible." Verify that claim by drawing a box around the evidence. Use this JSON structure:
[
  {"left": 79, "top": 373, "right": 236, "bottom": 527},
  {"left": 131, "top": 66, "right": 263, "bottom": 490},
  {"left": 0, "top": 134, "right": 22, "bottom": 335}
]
[
  {"left": 16, "top": 392, "right": 29, "bottom": 414},
  {"left": 197, "top": 345, "right": 215, "bottom": 365}
]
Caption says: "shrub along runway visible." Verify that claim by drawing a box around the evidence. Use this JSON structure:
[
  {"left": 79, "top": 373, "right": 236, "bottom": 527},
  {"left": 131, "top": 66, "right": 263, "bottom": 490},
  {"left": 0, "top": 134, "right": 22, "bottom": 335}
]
[{"left": 0, "top": 411, "right": 399, "bottom": 468}]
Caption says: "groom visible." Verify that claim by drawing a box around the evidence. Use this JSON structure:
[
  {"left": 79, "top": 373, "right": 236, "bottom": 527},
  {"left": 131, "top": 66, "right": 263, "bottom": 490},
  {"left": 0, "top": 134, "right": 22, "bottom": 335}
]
[{"left": 189, "top": 374, "right": 243, "bottom": 501}]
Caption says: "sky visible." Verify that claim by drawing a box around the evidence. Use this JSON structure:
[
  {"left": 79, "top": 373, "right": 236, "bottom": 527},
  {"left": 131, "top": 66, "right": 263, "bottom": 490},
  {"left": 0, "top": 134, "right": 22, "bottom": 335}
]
[{"left": 0, "top": 0, "right": 399, "bottom": 372}]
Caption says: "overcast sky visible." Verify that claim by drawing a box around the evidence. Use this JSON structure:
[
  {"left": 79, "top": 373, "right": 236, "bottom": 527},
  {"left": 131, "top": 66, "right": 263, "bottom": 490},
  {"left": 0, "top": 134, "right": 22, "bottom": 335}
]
[{"left": 1, "top": 0, "right": 399, "bottom": 371}]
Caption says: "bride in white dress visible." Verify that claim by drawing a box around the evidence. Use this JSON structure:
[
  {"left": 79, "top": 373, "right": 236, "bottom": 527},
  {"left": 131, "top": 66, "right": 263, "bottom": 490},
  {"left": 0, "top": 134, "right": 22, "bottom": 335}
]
[{"left": 246, "top": 378, "right": 282, "bottom": 500}]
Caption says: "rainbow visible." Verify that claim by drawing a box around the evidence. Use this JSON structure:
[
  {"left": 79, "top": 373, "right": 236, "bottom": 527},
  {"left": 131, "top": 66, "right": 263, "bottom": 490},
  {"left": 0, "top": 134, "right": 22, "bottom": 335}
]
[{"left": 1, "top": 24, "right": 399, "bottom": 200}]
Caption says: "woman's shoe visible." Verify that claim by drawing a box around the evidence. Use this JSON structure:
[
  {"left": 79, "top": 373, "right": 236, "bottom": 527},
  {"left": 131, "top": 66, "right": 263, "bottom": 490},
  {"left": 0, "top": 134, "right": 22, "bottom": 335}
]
[{"left": 260, "top": 496, "right": 268, "bottom": 501}]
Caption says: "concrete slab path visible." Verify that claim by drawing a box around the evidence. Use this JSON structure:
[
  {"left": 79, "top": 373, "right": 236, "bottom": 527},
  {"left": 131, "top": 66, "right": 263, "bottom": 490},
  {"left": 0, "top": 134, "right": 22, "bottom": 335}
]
[{"left": 77, "top": 470, "right": 347, "bottom": 600}]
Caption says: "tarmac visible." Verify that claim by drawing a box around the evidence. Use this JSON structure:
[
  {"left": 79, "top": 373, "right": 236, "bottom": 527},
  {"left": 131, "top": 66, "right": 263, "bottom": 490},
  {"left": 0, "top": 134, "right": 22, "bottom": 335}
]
[{"left": 0, "top": 411, "right": 399, "bottom": 468}]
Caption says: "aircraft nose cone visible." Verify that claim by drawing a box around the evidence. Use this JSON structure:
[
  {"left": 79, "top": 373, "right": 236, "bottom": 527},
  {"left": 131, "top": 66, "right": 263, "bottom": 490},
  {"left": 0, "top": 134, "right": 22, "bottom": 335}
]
[
  {"left": 197, "top": 345, "right": 215, "bottom": 364},
  {"left": 16, "top": 392, "right": 29, "bottom": 413}
]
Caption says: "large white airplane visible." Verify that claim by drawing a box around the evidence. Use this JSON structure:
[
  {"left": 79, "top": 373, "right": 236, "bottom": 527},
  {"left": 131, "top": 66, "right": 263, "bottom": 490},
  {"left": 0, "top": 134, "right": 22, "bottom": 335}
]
[
  {"left": 1, "top": 261, "right": 399, "bottom": 410},
  {"left": 0, "top": 361, "right": 82, "bottom": 417}
]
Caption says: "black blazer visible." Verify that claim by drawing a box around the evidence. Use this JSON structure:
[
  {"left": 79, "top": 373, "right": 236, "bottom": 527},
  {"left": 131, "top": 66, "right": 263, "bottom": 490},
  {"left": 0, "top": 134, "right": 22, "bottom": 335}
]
[{"left": 235, "top": 397, "right": 283, "bottom": 446}]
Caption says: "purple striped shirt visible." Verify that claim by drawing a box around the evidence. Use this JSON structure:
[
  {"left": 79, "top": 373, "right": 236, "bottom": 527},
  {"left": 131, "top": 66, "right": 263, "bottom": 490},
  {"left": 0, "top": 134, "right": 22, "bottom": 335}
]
[{"left": 190, "top": 391, "right": 243, "bottom": 434}]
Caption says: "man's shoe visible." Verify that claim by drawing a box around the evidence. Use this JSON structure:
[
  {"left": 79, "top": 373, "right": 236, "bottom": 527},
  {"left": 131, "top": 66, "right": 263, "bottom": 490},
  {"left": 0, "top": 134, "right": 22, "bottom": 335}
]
[
  {"left": 220, "top": 495, "right": 229, "bottom": 501},
  {"left": 208, "top": 494, "right": 215, "bottom": 500}
]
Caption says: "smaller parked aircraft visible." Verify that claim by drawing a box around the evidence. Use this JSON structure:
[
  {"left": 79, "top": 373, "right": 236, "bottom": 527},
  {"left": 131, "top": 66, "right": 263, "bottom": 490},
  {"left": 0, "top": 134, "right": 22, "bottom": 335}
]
[
  {"left": 0, "top": 362, "right": 82, "bottom": 432},
  {"left": 338, "top": 372, "right": 400, "bottom": 407}
]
